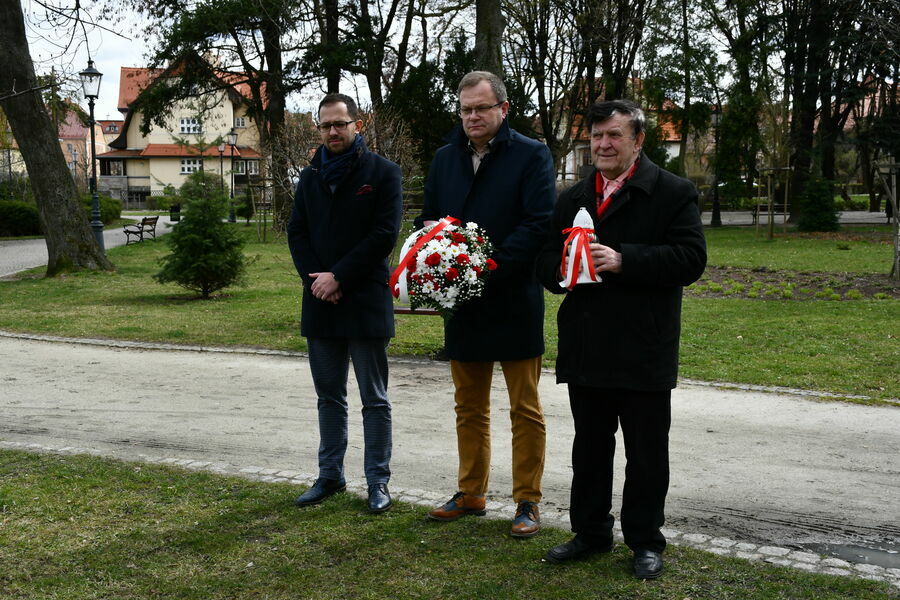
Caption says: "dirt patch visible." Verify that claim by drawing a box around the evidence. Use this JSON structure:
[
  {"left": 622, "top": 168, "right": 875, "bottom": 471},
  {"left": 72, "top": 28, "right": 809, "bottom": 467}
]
[{"left": 688, "top": 266, "right": 899, "bottom": 301}]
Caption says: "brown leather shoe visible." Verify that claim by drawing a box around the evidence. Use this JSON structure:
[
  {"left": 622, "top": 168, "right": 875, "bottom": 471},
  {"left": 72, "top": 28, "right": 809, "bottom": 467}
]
[
  {"left": 427, "top": 492, "right": 487, "bottom": 521},
  {"left": 510, "top": 501, "right": 541, "bottom": 538}
]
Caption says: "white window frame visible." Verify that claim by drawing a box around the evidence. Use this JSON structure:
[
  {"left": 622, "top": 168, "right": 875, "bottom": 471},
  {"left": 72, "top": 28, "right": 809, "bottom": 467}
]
[
  {"left": 234, "top": 116, "right": 246, "bottom": 128},
  {"left": 232, "top": 160, "right": 245, "bottom": 174},
  {"left": 180, "top": 158, "right": 203, "bottom": 174},
  {"left": 246, "top": 160, "right": 259, "bottom": 175},
  {"left": 179, "top": 117, "right": 202, "bottom": 134}
]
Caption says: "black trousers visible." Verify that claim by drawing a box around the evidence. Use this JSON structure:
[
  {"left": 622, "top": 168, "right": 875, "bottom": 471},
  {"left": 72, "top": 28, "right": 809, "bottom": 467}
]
[{"left": 567, "top": 385, "right": 671, "bottom": 553}]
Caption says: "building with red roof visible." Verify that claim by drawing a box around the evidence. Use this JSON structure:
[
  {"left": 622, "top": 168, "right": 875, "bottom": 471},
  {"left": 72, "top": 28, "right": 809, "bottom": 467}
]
[{"left": 98, "top": 66, "right": 263, "bottom": 207}]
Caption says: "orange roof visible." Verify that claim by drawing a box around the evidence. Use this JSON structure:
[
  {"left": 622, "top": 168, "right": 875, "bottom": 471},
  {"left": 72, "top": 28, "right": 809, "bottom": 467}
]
[
  {"left": 117, "top": 66, "right": 260, "bottom": 112},
  {"left": 118, "top": 67, "right": 163, "bottom": 112},
  {"left": 657, "top": 112, "right": 681, "bottom": 142},
  {"left": 137, "top": 143, "right": 262, "bottom": 158}
]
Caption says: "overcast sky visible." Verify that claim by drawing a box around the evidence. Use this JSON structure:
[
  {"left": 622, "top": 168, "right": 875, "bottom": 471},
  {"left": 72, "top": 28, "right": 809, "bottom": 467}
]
[
  {"left": 23, "top": 1, "right": 379, "bottom": 122},
  {"left": 23, "top": 1, "right": 150, "bottom": 121}
]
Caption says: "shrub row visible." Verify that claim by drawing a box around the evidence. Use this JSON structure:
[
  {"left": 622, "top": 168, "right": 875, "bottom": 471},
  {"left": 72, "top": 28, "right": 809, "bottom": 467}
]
[
  {"left": 0, "top": 200, "right": 41, "bottom": 236},
  {"left": 0, "top": 193, "right": 123, "bottom": 238}
]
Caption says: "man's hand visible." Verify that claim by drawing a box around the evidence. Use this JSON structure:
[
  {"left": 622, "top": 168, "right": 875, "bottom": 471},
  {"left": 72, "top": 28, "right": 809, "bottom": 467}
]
[
  {"left": 590, "top": 243, "right": 622, "bottom": 273},
  {"left": 309, "top": 272, "right": 342, "bottom": 304}
]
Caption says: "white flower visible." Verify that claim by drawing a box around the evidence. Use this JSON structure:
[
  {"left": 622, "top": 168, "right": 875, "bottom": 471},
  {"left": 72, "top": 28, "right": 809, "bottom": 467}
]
[{"left": 466, "top": 222, "right": 478, "bottom": 230}]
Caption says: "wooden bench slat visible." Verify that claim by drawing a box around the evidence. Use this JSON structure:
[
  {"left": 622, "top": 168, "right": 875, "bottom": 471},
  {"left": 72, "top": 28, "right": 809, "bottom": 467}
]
[{"left": 123, "top": 216, "right": 159, "bottom": 244}]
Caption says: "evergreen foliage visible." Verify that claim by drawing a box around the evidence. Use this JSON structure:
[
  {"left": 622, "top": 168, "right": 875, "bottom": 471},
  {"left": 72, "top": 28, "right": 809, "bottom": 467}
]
[
  {"left": 154, "top": 171, "right": 247, "bottom": 299},
  {"left": 235, "top": 191, "right": 254, "bottom": 224},
  {"left": 80, "top": 193, "right": 122, "bottom": 224},
  {"left": 0, "top": 200, "right": 41, "bottom": 236},
  {"left": 797, "top": 177, "right": 840, "bottom": 232}
]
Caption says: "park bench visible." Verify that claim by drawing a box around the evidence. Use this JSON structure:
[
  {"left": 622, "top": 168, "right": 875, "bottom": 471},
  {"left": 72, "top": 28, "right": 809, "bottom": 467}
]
[
  {"left": 123, "top": 216, "right": 159, "bottom": 244},
  {"left": 751, "top": 203, "right": 789, "bottom": 225}
]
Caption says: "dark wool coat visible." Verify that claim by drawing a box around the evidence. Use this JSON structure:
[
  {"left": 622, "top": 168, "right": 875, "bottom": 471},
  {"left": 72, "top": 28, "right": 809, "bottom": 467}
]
[
  {"left": 416, "top": 120, "right": 555, "bottom": 361},
  {"left": 287, "top": 139, "right": 402, "bottom": 339},
  {"left": 535, "top": 156, "right": 707, "bottom": 390}
]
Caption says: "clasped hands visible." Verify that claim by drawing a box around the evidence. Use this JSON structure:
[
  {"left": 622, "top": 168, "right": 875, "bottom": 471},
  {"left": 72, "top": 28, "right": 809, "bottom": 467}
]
[{"left": 309, "top": 272, "right": 342, "bottom": 304}]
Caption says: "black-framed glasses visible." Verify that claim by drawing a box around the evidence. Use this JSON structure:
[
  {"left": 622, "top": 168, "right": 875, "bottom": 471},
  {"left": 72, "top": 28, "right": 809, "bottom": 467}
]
[
  {"left": 316, "top": 120, "right": 354, "bottom": 132},
  {"left": 459, "top": 101, "right": 503, "bottom": 117}
]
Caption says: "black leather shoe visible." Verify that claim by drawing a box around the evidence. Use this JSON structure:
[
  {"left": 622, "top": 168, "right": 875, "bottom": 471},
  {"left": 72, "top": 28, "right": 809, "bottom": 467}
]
[
  {"left": 633, "top": 549, "right": 663, "bottom": 579},
  {"left": 545, "top": 535, "right": 614, "bottom": 563},
  {"left": 367, "top": 483, "right": 392, "bottom": 513},
  {"left": 294, "top": 478, "right": 346, "bottom": 507}
]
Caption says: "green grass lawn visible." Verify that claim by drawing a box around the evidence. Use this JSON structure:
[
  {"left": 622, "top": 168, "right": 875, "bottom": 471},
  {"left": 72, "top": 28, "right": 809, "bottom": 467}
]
[
  {"left": 0, "top": 225, "right": 897, "bottom": 401},
  {"left": 1, "top": 449, "right": 895, "bottom": 600},
  {"left": 702, "top": 226, "right": 894, "bottom": 273}
]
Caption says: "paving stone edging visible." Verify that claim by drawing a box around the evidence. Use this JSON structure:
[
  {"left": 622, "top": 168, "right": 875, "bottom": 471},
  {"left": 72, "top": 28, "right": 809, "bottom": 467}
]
[{"left": 2, "top": 440, "right": 898, "bottom": 590}]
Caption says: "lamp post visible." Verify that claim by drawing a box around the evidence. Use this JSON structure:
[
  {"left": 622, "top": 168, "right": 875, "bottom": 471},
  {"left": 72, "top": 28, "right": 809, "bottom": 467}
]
[
  {"left": 217, "top": 142, "right": 225, "bottom": 192},
  {"left": 79, "top": 59, "right": 105, "bottom": 252},
  {"left": 710, "top": 104, "right": 722, "bottom": 228},
  {"left": 226, "top": 129, "right": 238, "bottom": 223}
]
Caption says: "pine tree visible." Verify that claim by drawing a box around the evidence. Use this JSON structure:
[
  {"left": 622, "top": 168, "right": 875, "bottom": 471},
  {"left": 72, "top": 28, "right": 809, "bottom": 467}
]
[{"left": 154, "top": 171, "right": 247, "bottom": 299}]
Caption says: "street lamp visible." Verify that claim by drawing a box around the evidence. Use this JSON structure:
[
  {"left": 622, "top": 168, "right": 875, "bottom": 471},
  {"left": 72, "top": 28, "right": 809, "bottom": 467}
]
[
  {"left": 226, "top": 128, "right": 238, "bottom": 223},
  {"left": 710, "top": 104, "right": 722, "bottom": 228},
  {"left": 79, "top": 59, "right": 105, "bottom": 251},
  {"left": 217, "top": 142, "right": 225, "bottom": 193}
]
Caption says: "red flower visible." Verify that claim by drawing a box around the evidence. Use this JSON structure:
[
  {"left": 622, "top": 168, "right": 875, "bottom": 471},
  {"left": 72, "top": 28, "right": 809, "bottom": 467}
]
[
  {"left": 423, "top": 273, "right": 435, "bottom": 282},
  {"left": 445, "top": 267, "right": 460, "bottom": 280},
  {"left": 477, "top": 236, "right": 484, "bottom": 243},
  {"left": 407, "top": 258, "right": 417, "bottom": 272},
  {"left": 425, "top": 253, "right": 441, "bottom": 266},
  {"left": 485, "top": 258, "right": 497, "bottom": 271},
  {"left": 452, "top": 232, "right": 466, "bottom": 243},
  {"left": 456, "top": 254, "right": 470, "bottom": 265},
  {"left": 472, "top": 265, "right": 482, "bottom": 275}
]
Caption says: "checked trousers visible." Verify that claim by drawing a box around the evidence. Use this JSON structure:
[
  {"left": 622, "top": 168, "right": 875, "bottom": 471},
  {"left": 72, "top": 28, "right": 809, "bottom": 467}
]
[{"left": 307, "top": 337, "right": 392, "bottom": 486}]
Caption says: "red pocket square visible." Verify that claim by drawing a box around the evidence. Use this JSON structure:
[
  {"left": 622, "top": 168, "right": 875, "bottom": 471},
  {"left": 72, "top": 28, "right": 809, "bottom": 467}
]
[{"left": 356, "top": 184, "right": 374, "bottom": 195}]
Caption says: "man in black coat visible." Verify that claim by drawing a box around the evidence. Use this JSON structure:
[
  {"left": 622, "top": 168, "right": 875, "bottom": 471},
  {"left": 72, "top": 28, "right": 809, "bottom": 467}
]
[
  {"left": 535, "top": 99, "right": 706, "bottom": 578},
  {"left": 287, "top": 93, "right": 402, "bottom": 514},
  {"left": 417, "top": 71, "right": 555, "bottom": 537}
]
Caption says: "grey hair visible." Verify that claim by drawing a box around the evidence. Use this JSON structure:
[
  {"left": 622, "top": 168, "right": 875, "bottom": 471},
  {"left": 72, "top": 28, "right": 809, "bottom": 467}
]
[
  {"left": 457, "top": 71, "right": 508, "bottom": 103},
  {"left": 587, "top": 99, "right": 646, "bottom": 137}
]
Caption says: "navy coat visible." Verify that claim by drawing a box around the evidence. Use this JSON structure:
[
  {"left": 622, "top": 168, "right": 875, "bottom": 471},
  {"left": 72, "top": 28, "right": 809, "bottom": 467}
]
[
  {"left": 416, "top": 120, "right": 555, "bottom": 361},
  {"left": 535, "top": 156, "right": 707, "bottom": 390},
  {"left": 287, "top": 139, "right": 402, "bottom": 339}
]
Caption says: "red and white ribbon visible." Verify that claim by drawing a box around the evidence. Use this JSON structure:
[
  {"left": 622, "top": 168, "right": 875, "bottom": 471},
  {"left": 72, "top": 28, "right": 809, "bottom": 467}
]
[
  {"left": 559, "top": 226, "right": 600, "bottom": 290},
  {"left": 390, "top": 216, "right": 460, "bottom": 303}
]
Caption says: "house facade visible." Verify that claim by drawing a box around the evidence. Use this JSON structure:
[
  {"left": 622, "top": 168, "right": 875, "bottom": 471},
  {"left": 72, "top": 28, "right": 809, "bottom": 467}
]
[
  {"left": 98, "top": 67, "right": 263, "bottom": 207},
  {"left": 57, "top": 107, "right": 107, "bottom": 187}
]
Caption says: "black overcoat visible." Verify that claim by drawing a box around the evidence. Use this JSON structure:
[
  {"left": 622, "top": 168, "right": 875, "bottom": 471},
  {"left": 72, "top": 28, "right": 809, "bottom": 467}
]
[
  {"left": 416, "top": 120, "right": 555, "bottom": 361},
  {"left": 535, "top": 156, "right": 707, "bottom": 390},
  {"left": 287, "top": 140, "right": 402, "bottom": 339}
]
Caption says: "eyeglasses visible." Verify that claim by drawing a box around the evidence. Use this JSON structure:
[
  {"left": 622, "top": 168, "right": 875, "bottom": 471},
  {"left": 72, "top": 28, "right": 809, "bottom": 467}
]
[
  {"left": 459, "top": 101, "right": 503, "bottom": 117},
  {"left": 316, "top": 120, "right": 354, "bottom": 132}
]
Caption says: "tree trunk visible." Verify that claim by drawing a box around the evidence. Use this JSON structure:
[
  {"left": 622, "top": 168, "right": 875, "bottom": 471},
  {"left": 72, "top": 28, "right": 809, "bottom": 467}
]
[
  {"left": 324, "top": 0, "right": 340, "bottom": 93},
  {"left": 678, "top": 0, "right": 691, "bottom": 172},
  {"left": 0, "top": 0, "right": 112, "bottom": 275},
  {"left": 788, "top": 0, "right": 829, "bottom": 219},
  {"left": 474, "top": 0, "right": 504, "bottom": 75},
  {"left": 260, "top": 17, "right": 291, "bottom": 232}
]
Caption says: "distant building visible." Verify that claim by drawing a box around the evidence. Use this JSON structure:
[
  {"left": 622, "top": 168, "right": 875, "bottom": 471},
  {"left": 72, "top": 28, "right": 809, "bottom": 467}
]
[{"left": 98, "top": 66, "right": 263, "bottom": 208}]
